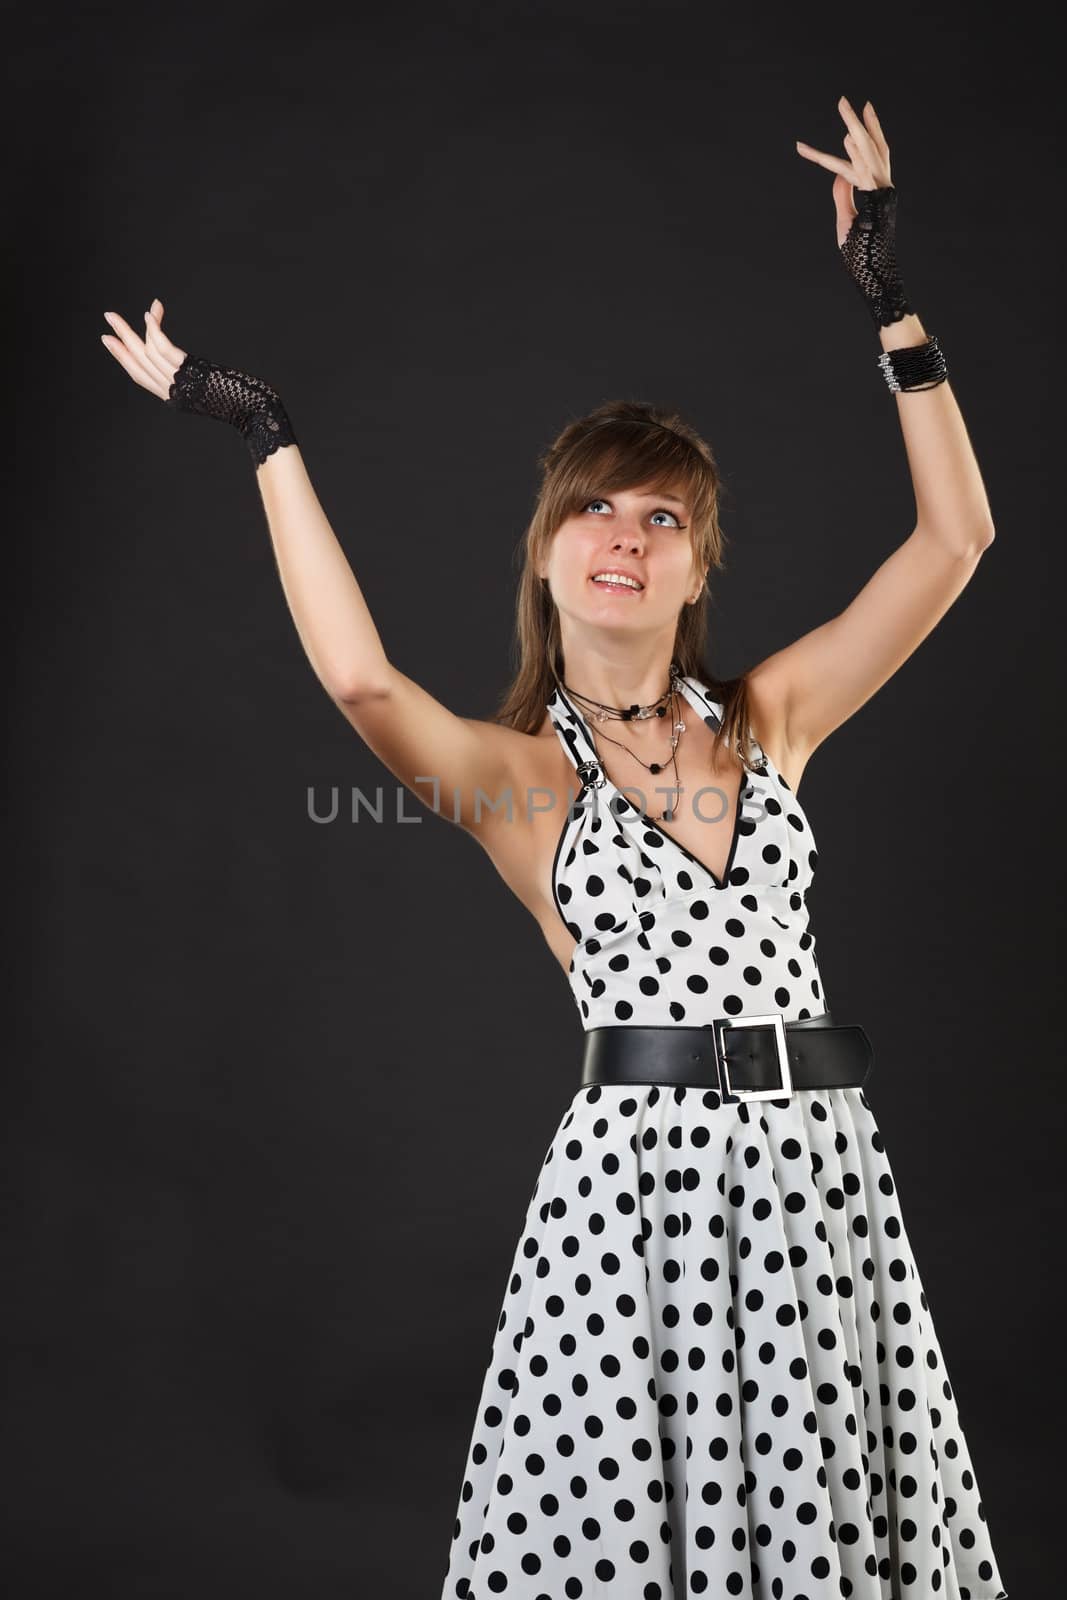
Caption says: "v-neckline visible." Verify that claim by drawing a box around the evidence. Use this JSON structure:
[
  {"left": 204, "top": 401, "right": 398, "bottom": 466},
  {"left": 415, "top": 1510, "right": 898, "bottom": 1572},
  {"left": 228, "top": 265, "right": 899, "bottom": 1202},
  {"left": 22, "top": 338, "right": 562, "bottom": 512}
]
[{"left": 553, "top": 675, "right": 748, "bottom": 891}]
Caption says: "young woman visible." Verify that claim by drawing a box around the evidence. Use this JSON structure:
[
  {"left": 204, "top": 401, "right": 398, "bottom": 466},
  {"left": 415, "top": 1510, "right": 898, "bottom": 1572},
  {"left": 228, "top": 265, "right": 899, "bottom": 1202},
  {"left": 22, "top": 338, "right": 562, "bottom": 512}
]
[{"left": 102, "top": 97, "right": 1007, "bottom": 1600}]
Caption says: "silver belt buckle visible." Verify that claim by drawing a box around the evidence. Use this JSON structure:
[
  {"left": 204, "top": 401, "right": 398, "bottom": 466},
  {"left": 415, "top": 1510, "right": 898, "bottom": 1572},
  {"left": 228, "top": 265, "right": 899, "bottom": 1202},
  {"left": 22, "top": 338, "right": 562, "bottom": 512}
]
[{"left": 714, "top": 1014, "right": 793, "bottom": 1102}]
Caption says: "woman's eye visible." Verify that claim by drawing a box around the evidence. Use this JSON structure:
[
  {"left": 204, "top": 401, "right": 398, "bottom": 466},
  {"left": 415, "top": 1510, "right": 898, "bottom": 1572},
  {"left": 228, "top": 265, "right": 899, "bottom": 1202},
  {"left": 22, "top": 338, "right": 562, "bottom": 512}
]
[{"left": 584, "top": 499, "right": 683, "bottom": 528}]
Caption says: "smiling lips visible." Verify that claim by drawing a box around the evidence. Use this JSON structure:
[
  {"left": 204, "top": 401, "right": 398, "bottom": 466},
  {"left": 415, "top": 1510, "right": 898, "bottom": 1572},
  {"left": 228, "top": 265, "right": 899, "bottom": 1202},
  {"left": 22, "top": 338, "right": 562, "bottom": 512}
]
[{"left": 590, "top": 570, "right": 644, "bottom": 593}]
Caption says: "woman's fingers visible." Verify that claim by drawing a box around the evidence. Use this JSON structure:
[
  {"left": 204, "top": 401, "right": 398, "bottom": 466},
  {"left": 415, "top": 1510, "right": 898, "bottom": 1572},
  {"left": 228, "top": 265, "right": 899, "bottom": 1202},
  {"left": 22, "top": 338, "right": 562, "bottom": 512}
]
[
  {"left": 102, "top": 307, "right": 146, "bottom": 350},
  {"left": 862, "top": 101, "right": 890, "bottom": 163},
  {"left": 139, "top": 327, "right": 173, "bottom": 385},
  {"left": 141, "top": 315, "right": 178, "bottom": 385},
  {"left": 101, "top": 327, "right": 171, "bottom": 400},
  {"left": 839, "top": 96, "right": 891, "bottom": 186},
  {"left": 842, "top": 133, "right": 875, "bottom": 189},
  {"left": 101, "top": 305, "right": 174, "bottom": 400},
  {"left": 795, "top": 140, "right": 860, "bottom": 183},
  {"left": 144, "top": 303, "right": 187, "bottom": 380},
  {"left": 797, "top": 96, "right": 891, "bottom": 187},
  {"left": 102, "top": 308, "right": 165, "bottom": 387},
  {"left": 838, "top": 96, "right": 877, "bottom": 163}
]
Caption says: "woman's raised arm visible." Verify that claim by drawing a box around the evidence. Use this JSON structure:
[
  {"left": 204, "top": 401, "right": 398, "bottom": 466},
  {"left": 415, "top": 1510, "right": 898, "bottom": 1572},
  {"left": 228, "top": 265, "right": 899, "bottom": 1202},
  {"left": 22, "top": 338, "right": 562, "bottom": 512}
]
[
  {"left": 251, "top": 441, "right": 392, "bottom": 700},
  {"left": 100, "top": 298, "right": 520, "bottom": 834}
]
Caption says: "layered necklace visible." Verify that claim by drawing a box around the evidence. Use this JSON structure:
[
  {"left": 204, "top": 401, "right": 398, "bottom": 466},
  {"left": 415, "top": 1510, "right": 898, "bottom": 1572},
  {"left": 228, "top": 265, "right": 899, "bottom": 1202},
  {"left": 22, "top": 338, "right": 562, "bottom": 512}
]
[{"left": 551, "top": 660, "right": 688, "bottom": 822}]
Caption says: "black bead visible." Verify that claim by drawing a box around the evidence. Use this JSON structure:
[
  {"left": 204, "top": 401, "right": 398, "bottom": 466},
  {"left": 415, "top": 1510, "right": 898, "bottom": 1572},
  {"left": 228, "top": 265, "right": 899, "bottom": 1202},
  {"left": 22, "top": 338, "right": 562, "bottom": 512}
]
[{"left": 650, "top": 763, "right": 661, "bottom": 774}]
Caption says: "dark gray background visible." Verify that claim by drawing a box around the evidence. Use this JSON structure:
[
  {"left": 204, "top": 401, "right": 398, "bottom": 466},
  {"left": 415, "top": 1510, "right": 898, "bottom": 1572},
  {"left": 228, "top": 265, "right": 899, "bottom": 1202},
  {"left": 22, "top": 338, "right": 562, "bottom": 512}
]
[{"left": 8, "top": 1, "right": 1060, "bottom": 1593}]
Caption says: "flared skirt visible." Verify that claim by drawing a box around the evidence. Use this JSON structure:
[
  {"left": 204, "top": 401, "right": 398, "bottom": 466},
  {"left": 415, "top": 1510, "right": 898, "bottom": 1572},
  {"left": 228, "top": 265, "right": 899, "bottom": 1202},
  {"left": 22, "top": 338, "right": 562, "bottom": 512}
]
[{"left": 441, "top": 1079, "right": 1007, "bottom": 1599}]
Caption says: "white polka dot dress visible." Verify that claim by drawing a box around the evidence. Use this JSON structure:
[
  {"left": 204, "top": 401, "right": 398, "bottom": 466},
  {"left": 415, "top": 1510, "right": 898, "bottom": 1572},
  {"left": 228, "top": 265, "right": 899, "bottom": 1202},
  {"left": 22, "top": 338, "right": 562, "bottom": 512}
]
[{"left": 441, "top": 675, "right": 1007, "bottom": 1600}]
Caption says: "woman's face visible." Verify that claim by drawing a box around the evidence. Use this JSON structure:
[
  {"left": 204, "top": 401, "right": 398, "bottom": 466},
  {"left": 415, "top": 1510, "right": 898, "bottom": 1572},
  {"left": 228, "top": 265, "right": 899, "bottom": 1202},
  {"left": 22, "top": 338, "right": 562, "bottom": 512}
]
[{"left": 540, "top": 483, "right": 703, "bottom": 627}]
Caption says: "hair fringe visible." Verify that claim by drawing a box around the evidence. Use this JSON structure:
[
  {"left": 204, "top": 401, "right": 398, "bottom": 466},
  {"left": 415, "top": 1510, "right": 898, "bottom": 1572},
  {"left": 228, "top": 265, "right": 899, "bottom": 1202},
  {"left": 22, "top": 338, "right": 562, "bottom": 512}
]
[{"left": 491, "top": 398, "right": 764, "bottom": 773}]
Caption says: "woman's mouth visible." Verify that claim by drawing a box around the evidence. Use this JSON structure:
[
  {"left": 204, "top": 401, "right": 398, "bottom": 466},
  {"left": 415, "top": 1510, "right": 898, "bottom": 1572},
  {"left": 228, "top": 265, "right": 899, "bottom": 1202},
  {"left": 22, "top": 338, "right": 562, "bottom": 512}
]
[{"left": 589, "top": 573, "right": 644, "bottom": 596}]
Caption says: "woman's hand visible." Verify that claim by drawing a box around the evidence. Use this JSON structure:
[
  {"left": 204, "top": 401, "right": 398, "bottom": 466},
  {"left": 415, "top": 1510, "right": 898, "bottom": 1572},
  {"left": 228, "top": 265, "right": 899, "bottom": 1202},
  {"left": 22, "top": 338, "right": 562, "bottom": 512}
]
[
  {"left": 795, "top": 95, "right": 893, "bottom": 250},
  {"left": 795, "top": 96, "right": 911, "bottom": 328},
  {"left": 100, "top": 301, "right": 297, "bottom": 465},
  {"left": 101, "top": 297, "right": 186, "bottom": 401}
]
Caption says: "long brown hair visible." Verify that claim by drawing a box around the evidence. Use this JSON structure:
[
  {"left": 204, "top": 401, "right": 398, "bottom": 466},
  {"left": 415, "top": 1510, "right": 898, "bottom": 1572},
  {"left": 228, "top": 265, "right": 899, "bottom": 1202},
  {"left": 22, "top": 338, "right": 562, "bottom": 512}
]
[{"left": 492, "top": 397, "right": 763, "bottom": 772}]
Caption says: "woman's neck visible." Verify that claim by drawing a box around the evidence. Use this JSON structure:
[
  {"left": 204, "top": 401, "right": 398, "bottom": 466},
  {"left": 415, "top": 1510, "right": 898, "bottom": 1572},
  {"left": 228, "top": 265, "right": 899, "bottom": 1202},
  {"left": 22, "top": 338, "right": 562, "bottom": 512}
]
[{"left": 557, "top": 656, "right": 678, "bottom": 715}]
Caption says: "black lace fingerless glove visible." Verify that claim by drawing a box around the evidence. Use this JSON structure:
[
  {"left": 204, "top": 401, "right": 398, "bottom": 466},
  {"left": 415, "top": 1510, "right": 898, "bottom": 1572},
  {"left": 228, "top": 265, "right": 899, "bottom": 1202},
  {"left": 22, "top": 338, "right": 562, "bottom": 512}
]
[
  {"left": 166, "top": 353, "right": 297, "bottom": 467},
  {"left": 839, "top": 185, "right": 913, "bottom": 329}
]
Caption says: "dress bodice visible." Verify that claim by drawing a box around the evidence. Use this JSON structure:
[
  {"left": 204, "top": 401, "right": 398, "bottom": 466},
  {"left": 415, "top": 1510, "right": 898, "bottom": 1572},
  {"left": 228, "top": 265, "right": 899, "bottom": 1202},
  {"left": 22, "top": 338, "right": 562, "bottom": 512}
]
[{"left": 546, "top": 673, "right": 827, "bottom": 1028}]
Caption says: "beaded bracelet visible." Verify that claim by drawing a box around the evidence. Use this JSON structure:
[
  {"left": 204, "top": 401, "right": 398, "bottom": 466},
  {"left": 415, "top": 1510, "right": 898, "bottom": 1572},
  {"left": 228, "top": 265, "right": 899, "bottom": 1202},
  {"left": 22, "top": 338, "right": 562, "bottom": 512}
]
[{"left": 876, "top": 333, "right": 948, "bottom": 393}]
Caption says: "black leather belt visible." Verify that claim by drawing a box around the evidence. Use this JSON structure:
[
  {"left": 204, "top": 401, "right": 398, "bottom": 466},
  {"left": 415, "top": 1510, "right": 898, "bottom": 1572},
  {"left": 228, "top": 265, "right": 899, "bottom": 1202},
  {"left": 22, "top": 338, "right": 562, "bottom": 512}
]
[{"left": 580, "top": 1012, "right": 873, "bottom": 1103}]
